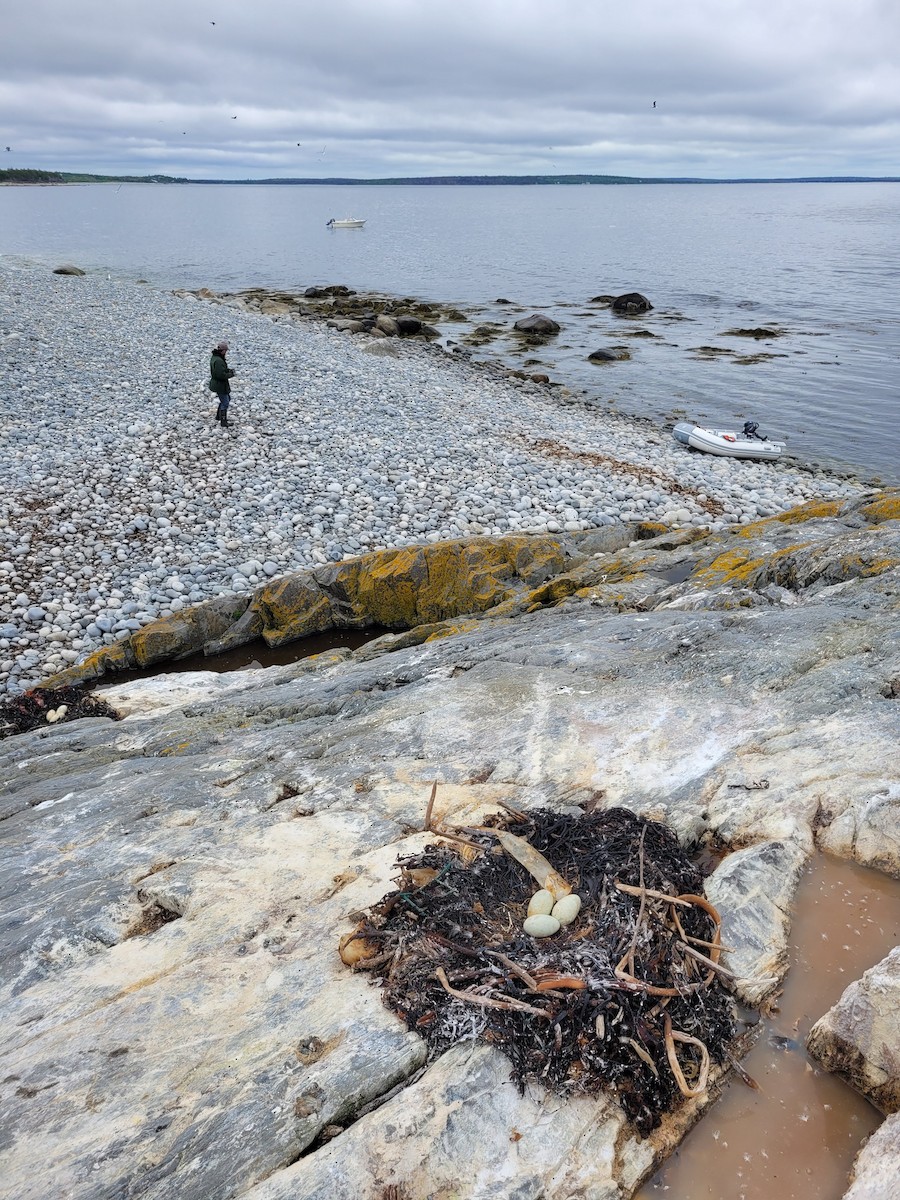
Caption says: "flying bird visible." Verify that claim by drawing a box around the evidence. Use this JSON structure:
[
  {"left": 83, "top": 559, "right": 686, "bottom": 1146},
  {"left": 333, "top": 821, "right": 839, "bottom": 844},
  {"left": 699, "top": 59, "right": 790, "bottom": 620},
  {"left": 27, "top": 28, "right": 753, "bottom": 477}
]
[
  {"left": 5, "top": 147, "right": 9, "bottom": 152},
  {"left": 652, "top": 101, "right": 656, "bottom": 108},
  {"left": 232, "top": 115, "right": 237, "bottom": 119}
]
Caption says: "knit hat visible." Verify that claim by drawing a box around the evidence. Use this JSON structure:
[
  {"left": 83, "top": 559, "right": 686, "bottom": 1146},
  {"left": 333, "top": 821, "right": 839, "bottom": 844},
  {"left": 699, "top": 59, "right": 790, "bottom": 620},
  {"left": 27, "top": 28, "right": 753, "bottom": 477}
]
[{"left": 216, "top": 341, "right": 229, "bottom": 351}]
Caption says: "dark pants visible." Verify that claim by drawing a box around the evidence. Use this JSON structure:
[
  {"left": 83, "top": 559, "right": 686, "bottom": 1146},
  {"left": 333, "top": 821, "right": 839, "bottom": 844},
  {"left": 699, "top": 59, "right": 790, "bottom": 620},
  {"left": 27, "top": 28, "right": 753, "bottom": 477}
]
[{"left": 215, "top": 392, "right": 230, "bottom": 421}]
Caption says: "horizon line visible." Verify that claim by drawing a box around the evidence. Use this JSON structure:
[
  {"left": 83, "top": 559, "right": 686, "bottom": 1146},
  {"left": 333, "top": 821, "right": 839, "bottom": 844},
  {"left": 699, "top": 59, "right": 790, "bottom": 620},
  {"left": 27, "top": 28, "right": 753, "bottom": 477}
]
[{"left": 3, "top": 168, "right": 900, "bottom": 186}]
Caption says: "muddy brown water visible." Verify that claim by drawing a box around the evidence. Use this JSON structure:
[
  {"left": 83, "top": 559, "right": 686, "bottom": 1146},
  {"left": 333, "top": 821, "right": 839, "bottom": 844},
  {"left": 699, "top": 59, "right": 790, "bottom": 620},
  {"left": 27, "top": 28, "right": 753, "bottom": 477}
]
[{"left": 638, "top": 854, "right": 900, "bottom": 1200}]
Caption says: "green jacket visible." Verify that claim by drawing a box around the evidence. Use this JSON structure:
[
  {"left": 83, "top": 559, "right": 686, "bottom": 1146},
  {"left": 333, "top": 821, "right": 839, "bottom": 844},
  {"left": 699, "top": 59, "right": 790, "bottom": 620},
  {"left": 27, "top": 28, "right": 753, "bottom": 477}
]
[{"left": 209, "top": 350, "right": 232, "bottom": 394}]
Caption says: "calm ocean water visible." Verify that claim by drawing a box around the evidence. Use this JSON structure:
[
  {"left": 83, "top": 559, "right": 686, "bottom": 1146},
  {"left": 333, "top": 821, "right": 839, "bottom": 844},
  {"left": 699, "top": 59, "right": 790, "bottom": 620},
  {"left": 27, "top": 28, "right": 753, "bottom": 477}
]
[{"left": 2, "top": 181, "right": 898, "bottom": 481}]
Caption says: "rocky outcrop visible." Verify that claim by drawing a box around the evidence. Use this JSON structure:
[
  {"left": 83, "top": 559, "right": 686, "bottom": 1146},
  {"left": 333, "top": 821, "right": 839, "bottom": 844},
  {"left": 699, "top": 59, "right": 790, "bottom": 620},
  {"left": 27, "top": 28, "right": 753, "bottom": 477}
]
[
  {"left": 41, "top": 490, "right": 900, "bottom": 695},
  {"left": 612, "top": 292, "right": 653, "bottom": 314},
  {"left": 2, "top": 493, "right": 899, "bottom": 1199},
  {"left": 43, "top": 535, "right": 577, "bottom": 683},
  {"left": 806, "top": 947, "right": 900, "bottom": 1114}
]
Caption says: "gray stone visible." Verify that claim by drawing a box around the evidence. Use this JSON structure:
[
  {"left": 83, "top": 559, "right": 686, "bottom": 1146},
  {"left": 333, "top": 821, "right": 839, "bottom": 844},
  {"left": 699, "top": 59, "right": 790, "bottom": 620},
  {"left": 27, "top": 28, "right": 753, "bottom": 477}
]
[
  {"left": 513, "top": 314, "right": 561, "bottom": 335},
  {"left": 807, "top": 947, "right": 900, "bottom": 1113},
  {"left": 842, "top": 1113, "right": 900, "bottom": 1200}
]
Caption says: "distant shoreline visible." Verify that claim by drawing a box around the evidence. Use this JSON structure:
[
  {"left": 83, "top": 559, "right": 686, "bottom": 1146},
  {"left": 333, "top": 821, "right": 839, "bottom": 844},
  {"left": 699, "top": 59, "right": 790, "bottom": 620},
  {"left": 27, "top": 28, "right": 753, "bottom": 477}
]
[{"left": 3, "top": 170, "right": 900, "bottom": 187}]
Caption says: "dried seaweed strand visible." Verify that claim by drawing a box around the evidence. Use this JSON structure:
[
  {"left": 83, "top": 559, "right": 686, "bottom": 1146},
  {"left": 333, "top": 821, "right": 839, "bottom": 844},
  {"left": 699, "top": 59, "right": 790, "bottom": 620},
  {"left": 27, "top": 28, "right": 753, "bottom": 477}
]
[
  {"left": 676, "top": 941, "right": 738, "bottom": 982},
  {"left": 534, "top": 976, "right": 587, "bottom": 992},
  {"left": 663, "top": 1013, "right": 710, "bottom": 1097},
  {"left": 434, "top": 967, "right": 550, "bottom": 1019}
]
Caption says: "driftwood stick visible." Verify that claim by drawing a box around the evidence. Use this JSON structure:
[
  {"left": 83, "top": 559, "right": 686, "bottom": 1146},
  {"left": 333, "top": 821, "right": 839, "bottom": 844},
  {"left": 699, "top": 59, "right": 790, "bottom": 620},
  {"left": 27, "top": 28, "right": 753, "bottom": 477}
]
[
  {"left": 626, "top": 825, "right": 648, "bottom": 975},
  {"left": 614, "top": 882, "right": 693, "bottom": 907},
  {"left": 423, "top": 780, "right": 438, "bottom": 832},
  {"left": 433, "top": 829, "right": 485, "bottom": 851},
  {"left": 494, "top": 797, "right": 529, "bottom": 820},
  {"left": 485, "top": 951, "right": 540, "bottom": 991}
]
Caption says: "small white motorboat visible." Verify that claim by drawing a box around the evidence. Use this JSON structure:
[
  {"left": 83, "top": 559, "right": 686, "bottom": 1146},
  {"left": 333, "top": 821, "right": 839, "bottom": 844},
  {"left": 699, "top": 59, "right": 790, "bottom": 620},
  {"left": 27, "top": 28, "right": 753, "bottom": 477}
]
[
  {"left": 673, "top": 420, "right": 785, "bottom": 461},
  {"left": 326, "top": 217, "right": 366, "bottom": 229}
]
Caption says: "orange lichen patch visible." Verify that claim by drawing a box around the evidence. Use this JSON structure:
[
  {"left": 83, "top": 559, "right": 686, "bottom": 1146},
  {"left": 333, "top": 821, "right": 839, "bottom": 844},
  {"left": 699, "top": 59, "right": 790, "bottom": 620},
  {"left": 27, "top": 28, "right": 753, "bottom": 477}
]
[
  {"left": 859, "top": 494, "right": 900, "bottom": 525},
  {"left": 42, "top": 640, "right": 135, "bottom": 689},
  {"left": 827, "top": 554, "right": 899, "bottom": 583},
  {"left": 591, "top": 556, "right": 656, "bottom": 584},
  {"left": 424, "top": 618, "right": 481, "bottom": 640},
  {"left": 353, "top": 536, "right": 569, "bottom": 628},
  {"left": 694, "top": 549, "right": 768, "bottom": 586},
  {"left": 254, "top": 575, "right": 335, "bottom": 646},
  {"left": 525, "top": 575, "right": 583, "bottom": 607},
  {"left": 736, "top": 499, "right": 843, "bottom": 537}
]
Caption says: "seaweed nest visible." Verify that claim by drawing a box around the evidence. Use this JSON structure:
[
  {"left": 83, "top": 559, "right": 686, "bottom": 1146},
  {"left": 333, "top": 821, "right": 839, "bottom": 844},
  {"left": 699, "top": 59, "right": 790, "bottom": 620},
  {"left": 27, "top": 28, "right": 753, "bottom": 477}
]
[
  {"left": 340, "top": 805, "right": 737, "bottom": 1137},
  {"left": 0, "top": 685, "right": 121, "bottom": 739}
]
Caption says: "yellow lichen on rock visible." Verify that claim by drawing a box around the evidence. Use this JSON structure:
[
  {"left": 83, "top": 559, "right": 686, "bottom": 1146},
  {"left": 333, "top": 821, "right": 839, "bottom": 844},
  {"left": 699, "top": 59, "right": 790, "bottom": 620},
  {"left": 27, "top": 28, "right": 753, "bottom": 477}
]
[
  {"left": 131, "top": 618, "right": 191, "bottom": 667},
  {"left": 694, "top": 549, "right": 768, "bottom": 586},
  {"left": 737, "top": 499, "right": 843, "bottom": 537},
  {"left": 42, "top": 640, "right": 135, "bottom": 688},
  {"left": 352, "top": 536, "right": 569, "bottom": 628},
  {"left": 253, "top": 574, "right": 335, "bottom": 646},
  {"left": 859, "top": 493, "right": 900, "bottom": 525}
]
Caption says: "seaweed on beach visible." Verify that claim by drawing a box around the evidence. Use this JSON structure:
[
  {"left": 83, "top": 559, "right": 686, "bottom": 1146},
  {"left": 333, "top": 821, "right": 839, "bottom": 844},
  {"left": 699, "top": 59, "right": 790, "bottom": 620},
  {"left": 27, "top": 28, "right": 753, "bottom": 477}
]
[
  {"left": 341, "top": 805, "right": 737, "bottom": 1137},
  {"left": 0, "top": 684, "right": 121, "bottom": 739}
]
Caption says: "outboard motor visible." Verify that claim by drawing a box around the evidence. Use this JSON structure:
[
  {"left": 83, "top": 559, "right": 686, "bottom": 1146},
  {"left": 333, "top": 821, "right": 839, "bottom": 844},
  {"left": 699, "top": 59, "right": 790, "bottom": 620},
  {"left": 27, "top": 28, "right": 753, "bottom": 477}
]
[{"left": 742, "top": 421, "right": 767, "bottom": 441}]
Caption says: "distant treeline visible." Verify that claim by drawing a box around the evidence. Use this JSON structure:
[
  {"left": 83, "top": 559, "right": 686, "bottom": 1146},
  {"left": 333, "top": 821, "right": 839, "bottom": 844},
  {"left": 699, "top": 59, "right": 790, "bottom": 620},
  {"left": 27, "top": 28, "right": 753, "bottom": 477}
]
[
  {"left": 2, "top": 168, "right": 898, "bottom": 186},
  {"left": 0, "top": 169, "right": 188, "bottom": 184}
]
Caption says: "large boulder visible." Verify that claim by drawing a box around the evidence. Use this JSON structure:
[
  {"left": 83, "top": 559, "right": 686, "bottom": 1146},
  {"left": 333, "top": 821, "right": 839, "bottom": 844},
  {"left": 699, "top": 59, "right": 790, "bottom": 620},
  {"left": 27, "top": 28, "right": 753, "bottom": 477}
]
[
  {"left": 374, "top": 314, "right": 400, "bottom": 337},
  {"left": 52, "top": 264, "right": 86, "bottom": 276},
  {"left": 513, "top": 314, "right": 561, "bottom": 335},
  {"left": 395, "top": 315, "right": 424, "bottom": 335},
  {"left": 612, "top": 292, "right": 653, "bottom": 314}
]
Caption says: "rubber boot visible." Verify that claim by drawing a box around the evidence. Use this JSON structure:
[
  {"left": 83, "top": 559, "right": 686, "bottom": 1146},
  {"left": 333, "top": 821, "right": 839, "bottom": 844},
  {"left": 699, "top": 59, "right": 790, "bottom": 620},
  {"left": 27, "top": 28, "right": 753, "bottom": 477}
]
[{"left": 214, "top": 402, "right": 225, "bottom": 424}]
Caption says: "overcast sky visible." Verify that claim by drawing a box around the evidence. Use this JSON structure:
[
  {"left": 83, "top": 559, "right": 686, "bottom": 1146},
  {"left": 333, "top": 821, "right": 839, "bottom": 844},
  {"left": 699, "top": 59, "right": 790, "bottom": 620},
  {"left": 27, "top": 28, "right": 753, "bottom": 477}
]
[{"left": 2, "top": 0, "right": 898, "bottom": 179}]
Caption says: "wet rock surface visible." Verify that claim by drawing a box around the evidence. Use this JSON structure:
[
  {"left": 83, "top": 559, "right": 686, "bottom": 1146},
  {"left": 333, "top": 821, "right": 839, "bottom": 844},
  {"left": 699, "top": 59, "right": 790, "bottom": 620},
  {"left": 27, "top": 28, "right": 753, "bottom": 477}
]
[{"left": 0, "top": 497, "right": 898, "bottom": 1198}]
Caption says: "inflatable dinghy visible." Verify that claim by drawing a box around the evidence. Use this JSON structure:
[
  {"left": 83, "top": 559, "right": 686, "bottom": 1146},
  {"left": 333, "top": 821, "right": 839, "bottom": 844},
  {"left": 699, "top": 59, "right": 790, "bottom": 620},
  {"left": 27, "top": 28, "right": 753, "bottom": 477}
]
[{"left": 673, "top": 420, "right": 784, "bottom": 461}]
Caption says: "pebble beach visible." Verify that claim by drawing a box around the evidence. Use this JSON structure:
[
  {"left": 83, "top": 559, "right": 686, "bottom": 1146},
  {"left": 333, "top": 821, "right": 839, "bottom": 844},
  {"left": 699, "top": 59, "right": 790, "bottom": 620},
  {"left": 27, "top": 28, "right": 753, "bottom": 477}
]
[{"left": 0, "top": 262, "right": 869, "bottom": 694}]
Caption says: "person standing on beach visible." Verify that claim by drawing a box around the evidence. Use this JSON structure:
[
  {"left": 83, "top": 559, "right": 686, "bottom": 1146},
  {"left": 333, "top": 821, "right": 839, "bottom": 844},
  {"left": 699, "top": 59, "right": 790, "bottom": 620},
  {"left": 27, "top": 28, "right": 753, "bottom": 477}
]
[{"left": 209, "top": 340, "right": 235, "bottom": 426}]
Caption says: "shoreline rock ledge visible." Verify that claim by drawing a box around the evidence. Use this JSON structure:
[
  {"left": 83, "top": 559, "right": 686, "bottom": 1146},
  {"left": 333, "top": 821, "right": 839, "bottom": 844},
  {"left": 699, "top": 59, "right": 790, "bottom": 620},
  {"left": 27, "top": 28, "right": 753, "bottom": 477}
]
[{"left": 1, "top": 493, "right": 899, "bottom": 1199}]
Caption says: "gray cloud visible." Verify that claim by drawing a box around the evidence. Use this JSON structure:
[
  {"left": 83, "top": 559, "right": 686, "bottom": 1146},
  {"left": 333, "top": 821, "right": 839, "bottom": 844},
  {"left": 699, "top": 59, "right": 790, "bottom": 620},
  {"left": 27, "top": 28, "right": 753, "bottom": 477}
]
[{"left": 2, "top": 0, "right": 899, "bottom": 177}]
